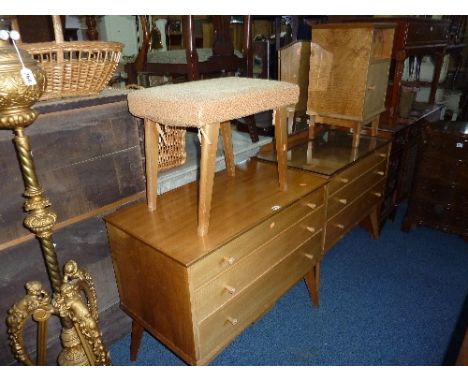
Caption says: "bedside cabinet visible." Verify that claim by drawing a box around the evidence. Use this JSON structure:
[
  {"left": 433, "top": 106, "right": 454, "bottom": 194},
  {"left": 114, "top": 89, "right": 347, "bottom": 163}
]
[
  {"left": 402, "top": 121, "right": 468, "bottom": 240},
  {"left": 308, "top": 22, "right": 395, "bottom": 147}
]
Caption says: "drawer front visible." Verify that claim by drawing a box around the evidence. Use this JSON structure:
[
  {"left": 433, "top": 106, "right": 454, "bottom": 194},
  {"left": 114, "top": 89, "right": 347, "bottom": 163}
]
[
  {"left": 363, "top": 60, "right": 391, "bottom": 120},
  {"left": 328, "top": 160, "right": 387, "bottom": 218},
  {"left": 325, "top": 179, "right": 386, "bottom": 252},
  {"left": 190, "top": 187, "right": 325, "bottom": 289},
  {"left": 328, "top": 144, "right": 389, "bottom": 195},
  {"left": 406, "top": 21, "right": 449, "bottom": 46},
  {"left": 192, "top": 207, "right": 324, "bottom": 322},
  {"left": 197, "top": 235, "right": 320, "bottom": 360}
]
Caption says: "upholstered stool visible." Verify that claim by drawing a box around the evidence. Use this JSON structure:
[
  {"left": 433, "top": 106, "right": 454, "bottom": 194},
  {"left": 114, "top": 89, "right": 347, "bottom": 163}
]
[{"left": 127, "top": 77, "right": 299, "bottom": 236}]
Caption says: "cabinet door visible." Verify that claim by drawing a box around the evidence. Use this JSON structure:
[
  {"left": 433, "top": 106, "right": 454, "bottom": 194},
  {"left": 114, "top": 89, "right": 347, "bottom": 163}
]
[
  {"left": 363, "top": 60, "right": 391, "bottom": 120},
  {"left": 308, "top": 28, "right": 372, "bottom": 120}
]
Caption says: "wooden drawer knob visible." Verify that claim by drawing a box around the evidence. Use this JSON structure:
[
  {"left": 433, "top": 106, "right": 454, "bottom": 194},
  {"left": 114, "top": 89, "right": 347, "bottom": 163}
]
[
  {"left": 306, "top": 226, "right": 316, "bottom": 233},
  {"left": 367, "top": 85, "right": 376, "bottom": 91},
  {"left": 340, "top": 177, "right": 349, "bottom": 184},
  {"left": 226, "top": 317, "right": 238, "bottom": 326},
  {"left": 378, "top": 153, "right": 387, "bottom": 158},
  {"left": 375, "top": 171, "right": 385, "bottom": 176},
  {"left": 338, "top": 198, "right": 348, "bottom": 205},
  {"left": 304, "top": 253, "right": 315, "bottom": 260},
  {"left": 372, "top": 191, "right": 382, "bottom": 197},
  {"left": 335, "top": 223, "right": 345, "bottom": 230},
  {"left": 306, "top": 202, "right": 317, "bottom": 209},
  {"left": 225, "top": 285, "right": 236, "bottom": 294},
  {"left": 223, "top": 256, "right": 236, "bottom": 265}
]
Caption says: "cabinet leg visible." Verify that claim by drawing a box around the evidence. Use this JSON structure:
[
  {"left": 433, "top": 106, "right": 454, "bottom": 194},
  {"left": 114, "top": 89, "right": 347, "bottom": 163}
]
[
  {"left": 352, "top": 123, "right": 362, "bottom": 148},
  {"left": 304, "top": 263, "right": 320, "bottom": 307},
  {"left": 371, "top": 115, "right": 380, "bottom": 137},
  {"left": 308, "top": 115, "right": 316, "bottom": 140},
  {"left": 130, "top": 320, "right": 144, "bottom": 362}
]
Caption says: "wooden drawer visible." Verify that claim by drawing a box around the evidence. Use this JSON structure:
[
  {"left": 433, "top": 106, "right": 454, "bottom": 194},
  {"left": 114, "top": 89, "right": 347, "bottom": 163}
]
[
  {"left": 190, "top": 187, "right": 325, "bottom": 289},
  {"left": 328, "top": 144, "right": 388, "bottom": 195},
  {"left": 405, "top": 20, "right": 449, "bottom": 46},
  {"left": 197, "top": 235, "right": 320, "bottom": 361},
  {"left": 328, "top": 160, "right": 387, "bottom": 218},
  {"left": 192, "top": 208, "right": 324, "bottom": 322},
  {"left": 363, "top": 60, "right": 391, "bottom": 120},
  {"left": 325, "top": 179, "right": 386, "bottom": 252}
]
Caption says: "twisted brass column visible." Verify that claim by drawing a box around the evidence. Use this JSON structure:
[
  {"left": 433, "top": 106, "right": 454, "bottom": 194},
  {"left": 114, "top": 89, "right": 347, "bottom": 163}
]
[
  {"left": 1, "top": 19, "right": 110, "bottom": 366},
  {"left": 13, "top": 126, "right": 62, "bottom": 292}
]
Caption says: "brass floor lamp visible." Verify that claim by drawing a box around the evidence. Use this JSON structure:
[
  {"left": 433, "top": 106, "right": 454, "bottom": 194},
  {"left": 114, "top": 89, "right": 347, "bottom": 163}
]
[{"left": 0, "top": 20, "right": 110, "bottom": 366}]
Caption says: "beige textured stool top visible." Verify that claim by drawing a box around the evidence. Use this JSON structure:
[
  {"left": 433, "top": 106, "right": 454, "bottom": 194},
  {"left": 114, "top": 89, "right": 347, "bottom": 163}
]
[{"left": 127, "top": 77, "right": 299, "bottom": 127}]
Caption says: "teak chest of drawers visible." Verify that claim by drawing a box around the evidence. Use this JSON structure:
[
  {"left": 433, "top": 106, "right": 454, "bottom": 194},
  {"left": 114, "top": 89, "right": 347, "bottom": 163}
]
[
  {"left": 105, "top": 160, "right": 327, "bottom": 365},
  {"left": 258, "top": 130, "right": 392, "bottom": 251},
  {"left": 324, "top": 142, "right": 390, "bottom": 251}
]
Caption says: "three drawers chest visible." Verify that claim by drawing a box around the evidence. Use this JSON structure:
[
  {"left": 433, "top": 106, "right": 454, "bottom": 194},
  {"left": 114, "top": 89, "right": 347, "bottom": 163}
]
[{"left": 105, "top": 160, "right": 327, "bottom": 365}]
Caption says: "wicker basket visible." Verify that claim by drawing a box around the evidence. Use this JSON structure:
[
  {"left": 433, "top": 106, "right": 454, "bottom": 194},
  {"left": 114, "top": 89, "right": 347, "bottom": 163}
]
[
  {"left": 20, "top": 16, "right": 123, "bottom": 101},
  {"left": 158, "top": 125, "right": 187, "bottom": 170}
]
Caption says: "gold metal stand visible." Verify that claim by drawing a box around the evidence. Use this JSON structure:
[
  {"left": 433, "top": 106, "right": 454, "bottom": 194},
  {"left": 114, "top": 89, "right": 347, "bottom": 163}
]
[{"left": 1, "top": 18, "right": 110, "bottom": 366}]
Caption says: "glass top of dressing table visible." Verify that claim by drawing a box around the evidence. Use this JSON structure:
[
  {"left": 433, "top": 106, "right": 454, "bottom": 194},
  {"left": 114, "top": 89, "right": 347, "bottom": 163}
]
[{"left": 257, "top": 129, "right": 391, "bottom": 177}]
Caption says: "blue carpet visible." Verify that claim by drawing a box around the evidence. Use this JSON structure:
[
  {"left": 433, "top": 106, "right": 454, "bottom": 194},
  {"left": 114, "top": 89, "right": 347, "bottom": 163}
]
[{"left": 108, "top": 205, "right": 468, "bottom": 366}]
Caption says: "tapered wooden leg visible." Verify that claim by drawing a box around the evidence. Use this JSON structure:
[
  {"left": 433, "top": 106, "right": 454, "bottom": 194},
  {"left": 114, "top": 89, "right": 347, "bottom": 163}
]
[
  {"left": 144, "top": 119, "right": 159, "bottom": 211},
  {"left": 198, "top": 123, "right": 220, "bottom": 236},
  {"left": 360, "top": 206, "right": 381, "bottom": 240},
  {"left": 352, "top": 122, "right": 362, "bottom": 148},
  {"left": 130, "top": 320, "right": 144, "bottom": 362},
  {"left": 371, "top": 115, "right": 380, "bottom": 137},
  {"left": 274, "top": 106, "right": 288, "bottom": 192},
  {"left": 308, "top": 115, "right": 316, "bottom": 140},
  {"left": 304, "top": 263, "right": 320, "bottom": 307},
  {"left": 220, "top": 121, "right": 235, "bottom": 177},
  {"left": 368, "top": 207, "right": 381, "bottom": 239}
]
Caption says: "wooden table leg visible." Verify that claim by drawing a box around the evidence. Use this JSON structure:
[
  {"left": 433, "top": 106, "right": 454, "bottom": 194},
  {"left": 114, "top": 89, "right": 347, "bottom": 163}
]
[
  {"left": 220, "top": 121, "right": 235, "bottom": 177},
  {"left": 144, "top": 119, "right": 159, "bottom": 211},
  {"left": 275, "top": 106, "right": 288, "bottom": 192},
  {"left": 304, "top": 263, "right": 320, "bottom": 307},
  {"left": 360, "top": 205, "right": 382, "bottom": 240},
  {"left": 371, "top": 115, "right": 380, "bottom": 137},
  {"left": 130, "top": 320, "right": 144, "bottom": 362},
  {"left": 198, "top": 123, "right": 220, "bottom": 236}
]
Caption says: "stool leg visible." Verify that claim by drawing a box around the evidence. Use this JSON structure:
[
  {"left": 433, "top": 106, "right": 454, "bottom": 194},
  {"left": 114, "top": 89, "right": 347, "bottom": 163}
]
[
  {"left": 144, "top": 119, "right": 159, "bottom": 211},
  {"left": 198, "top": 123, "right": 220, "bottom": 236},
  {"left": 275, "top": 106, "right": 288, "bottom": 192},
  {"left": 220, "top": 121, "right": 235, "bottom": 177}
]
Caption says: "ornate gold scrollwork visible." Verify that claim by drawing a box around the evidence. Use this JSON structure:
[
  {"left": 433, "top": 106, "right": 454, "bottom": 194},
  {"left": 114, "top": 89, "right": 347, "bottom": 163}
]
[{"left": 6, "top": 261, "right": 111, "bottom": 366}]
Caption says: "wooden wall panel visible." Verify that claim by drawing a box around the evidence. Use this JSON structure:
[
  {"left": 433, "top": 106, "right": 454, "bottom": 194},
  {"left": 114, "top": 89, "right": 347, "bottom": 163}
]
[{"left": 0, "top": 99, "right": 145, "bottom": 246}]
